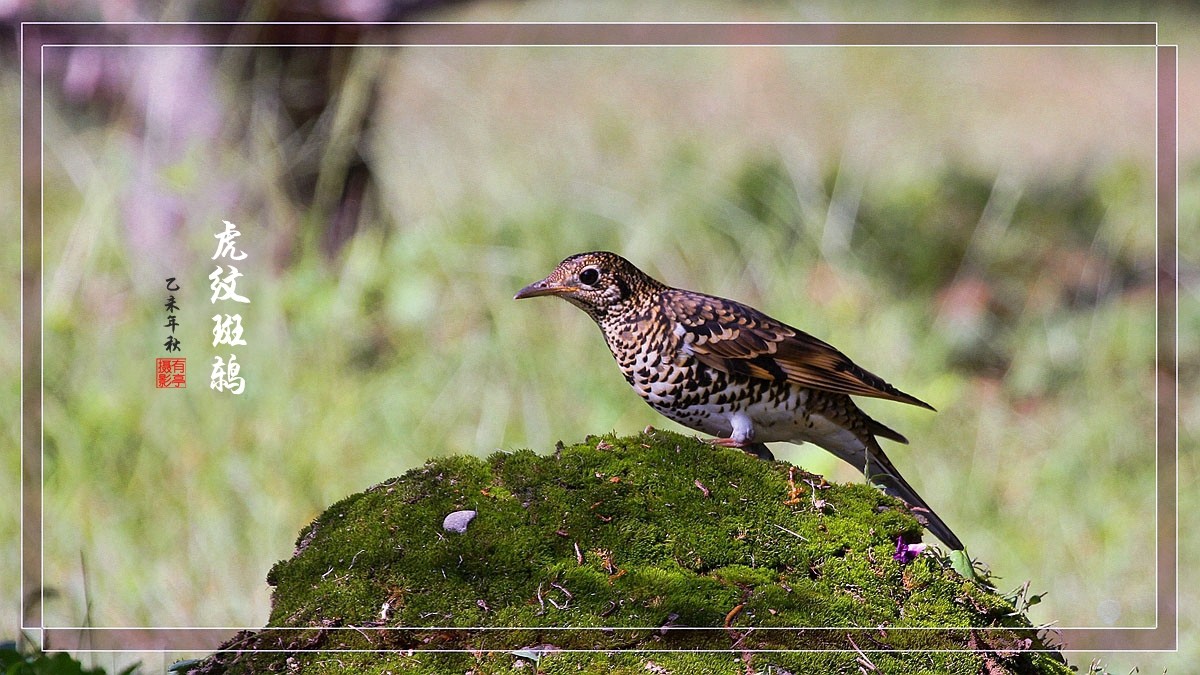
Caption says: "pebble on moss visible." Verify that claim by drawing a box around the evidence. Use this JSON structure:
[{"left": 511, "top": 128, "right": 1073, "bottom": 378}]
[{"left": 442, "top": 509, "right": 477, "bottom": 533}]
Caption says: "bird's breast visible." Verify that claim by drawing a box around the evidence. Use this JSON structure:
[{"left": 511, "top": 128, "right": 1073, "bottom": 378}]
[{"left": 616, "top": 343, "right": 691, "bottom": 403}]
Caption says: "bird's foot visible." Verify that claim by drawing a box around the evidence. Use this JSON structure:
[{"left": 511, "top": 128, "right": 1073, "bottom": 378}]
[{"left": 709, "top": 437, "right": 774, "bottom": 461}]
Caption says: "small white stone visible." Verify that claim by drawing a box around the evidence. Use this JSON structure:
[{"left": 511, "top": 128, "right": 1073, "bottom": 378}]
[{"left": 442, "top": 509, "right": 477, "bottom": 534}]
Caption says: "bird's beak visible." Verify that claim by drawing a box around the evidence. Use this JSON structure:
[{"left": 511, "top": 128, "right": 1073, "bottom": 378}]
[{"left": 514, "top": 278, "right": 577, "bottom": 300}]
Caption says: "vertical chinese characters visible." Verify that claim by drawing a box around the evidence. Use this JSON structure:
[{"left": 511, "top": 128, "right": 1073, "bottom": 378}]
[
  {"left": 156, "top": 277, "right": 186, "bottom": 388},
  {"left": 210, "top": 220, "right": 249, "bottom": 394}
]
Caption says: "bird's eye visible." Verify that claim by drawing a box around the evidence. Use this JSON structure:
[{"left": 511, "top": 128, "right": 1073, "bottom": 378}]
[{"left": 579, "top": 267, "right": 600, "bottom": 287}]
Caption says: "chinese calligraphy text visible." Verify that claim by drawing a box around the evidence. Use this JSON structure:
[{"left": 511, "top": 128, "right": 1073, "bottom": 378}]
[{"left": 210, "top": 220, "right": 249, "bottom": 394}]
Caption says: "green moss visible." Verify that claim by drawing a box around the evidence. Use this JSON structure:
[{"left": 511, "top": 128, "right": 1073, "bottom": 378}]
[{"left": 192, "top": 431, "right": 1071, "bottom": 674}]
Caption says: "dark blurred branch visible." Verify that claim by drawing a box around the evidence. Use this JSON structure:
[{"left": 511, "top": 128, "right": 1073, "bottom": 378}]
[{"left": 7, "top": 0, "right": 480, "bottom": 262}]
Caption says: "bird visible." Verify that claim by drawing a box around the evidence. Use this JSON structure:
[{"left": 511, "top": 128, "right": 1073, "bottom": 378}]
[{"left": 514, "top": 251, "right": 963, "bottom": 551}]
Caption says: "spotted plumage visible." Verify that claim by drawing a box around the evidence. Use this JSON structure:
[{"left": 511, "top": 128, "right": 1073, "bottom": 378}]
[{"left": 515, "top": 251, "right": 962, "bottom": 550}]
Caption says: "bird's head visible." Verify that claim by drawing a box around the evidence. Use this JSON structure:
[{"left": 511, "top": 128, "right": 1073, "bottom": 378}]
[{"left": 514, "top": 251, "right": 664, "bottom": 321}]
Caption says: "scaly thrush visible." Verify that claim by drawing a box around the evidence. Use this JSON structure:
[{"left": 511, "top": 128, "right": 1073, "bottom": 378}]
[{"left": 515, "top": 251, "right": 962, "bottom": 550}]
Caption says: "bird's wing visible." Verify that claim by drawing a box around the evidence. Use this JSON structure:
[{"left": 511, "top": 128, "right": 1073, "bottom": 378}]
[{"left": 662, "top": 289, "right": 934, "bottom": 410}]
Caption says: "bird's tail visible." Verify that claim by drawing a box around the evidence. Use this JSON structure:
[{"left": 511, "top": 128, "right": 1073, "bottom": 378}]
[{"left": 847, "top": 437, "right": 964, "bottom": 551}]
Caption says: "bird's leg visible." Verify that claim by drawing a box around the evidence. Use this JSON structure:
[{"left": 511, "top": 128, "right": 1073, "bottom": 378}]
[
  {"left": 709, "top": 415, "right": 773, "bottom": 459},
  {"left": 711, "top": 413, "right": 755, "bottom": 448},
  {"left": 709, "top": 437, "right": 774, "bottom": 461}
]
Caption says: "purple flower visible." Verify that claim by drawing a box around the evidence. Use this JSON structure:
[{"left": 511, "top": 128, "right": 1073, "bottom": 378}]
[{"left": 893, "top": 536, "right": 927, "bottom": 564}]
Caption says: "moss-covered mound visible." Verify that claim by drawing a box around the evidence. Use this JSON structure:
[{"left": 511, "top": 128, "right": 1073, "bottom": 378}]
[{"left": 192, "top": 430, "right": 1069, "bottom": 674}]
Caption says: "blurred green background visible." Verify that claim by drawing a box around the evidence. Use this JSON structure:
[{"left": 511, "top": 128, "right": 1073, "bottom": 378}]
[{"left": 4, "top": 1, "right": 1198, "bottom": 673}]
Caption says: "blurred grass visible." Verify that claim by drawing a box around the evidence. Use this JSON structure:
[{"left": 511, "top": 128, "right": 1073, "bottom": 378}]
[{"left": 5, "top": 6, "right": 1196, "bottom": 674}]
